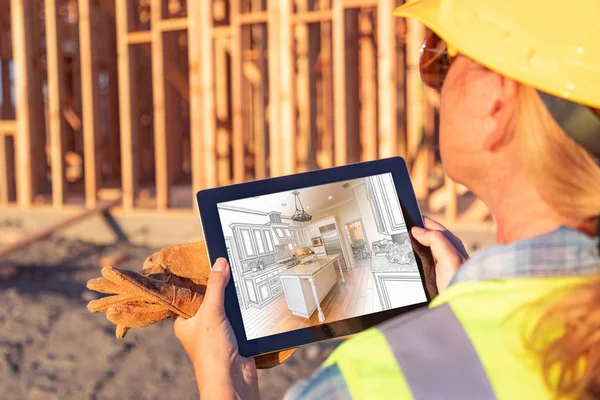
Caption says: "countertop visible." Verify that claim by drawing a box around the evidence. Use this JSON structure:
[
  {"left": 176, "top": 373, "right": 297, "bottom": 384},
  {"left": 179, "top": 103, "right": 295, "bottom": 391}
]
[
  {"left": 242, "top": 261, "right": 294, "bottom": 279},
  {"left": 279, "top": 254, "right": 341, "bottom": 278},
  {"left": 370, "top": 252, "right": 419, "bottom": 273}
]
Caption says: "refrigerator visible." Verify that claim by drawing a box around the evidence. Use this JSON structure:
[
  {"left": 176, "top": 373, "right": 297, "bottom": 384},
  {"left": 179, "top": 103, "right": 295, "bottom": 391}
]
[{"left": 319, "top": 223, "right": 348, "bottom": 271}]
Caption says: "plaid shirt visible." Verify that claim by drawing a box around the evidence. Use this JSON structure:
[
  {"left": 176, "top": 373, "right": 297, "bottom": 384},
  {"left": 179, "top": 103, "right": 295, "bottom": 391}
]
[{"left": 283, "top": 226, "right": 600, "bottom": 400}]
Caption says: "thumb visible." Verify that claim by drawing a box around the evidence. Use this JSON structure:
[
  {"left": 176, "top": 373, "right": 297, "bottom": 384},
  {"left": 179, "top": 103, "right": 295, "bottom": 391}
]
[
  {"left": 411, "top": 226, "right": 458, "bottom": 260},
  {"left": 202, "top": 258, "right": 231, "bottom": 312}
]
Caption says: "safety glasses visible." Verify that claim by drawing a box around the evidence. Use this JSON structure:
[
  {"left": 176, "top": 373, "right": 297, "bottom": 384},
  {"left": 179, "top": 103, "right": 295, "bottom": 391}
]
[{"left": 420, "top": 31, "right": 456, "bottom": 91}]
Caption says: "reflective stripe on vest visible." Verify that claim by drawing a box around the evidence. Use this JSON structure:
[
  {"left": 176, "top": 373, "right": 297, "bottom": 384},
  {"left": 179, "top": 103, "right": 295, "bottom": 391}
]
[
  {"left": 378, "top": 303, "right": 496, "bottom": 399},
  {"left": 323, "top": 277, "right": 588, "bottom": 400}
]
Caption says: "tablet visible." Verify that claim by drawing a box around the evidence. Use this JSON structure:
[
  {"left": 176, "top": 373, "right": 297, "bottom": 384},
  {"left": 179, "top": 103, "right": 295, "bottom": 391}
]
[{"left": 196, "top": 156, "right": 434, "bottom": 358}]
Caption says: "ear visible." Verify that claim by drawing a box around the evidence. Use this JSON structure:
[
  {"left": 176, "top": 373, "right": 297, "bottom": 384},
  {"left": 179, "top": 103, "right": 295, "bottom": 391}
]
[{"left": 481, "top": 75, "right": 519, "bottom": 152}]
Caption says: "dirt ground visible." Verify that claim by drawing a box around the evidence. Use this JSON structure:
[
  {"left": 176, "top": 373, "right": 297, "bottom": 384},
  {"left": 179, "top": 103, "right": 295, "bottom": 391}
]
[
  {"left": 0, "top": 237, "right": 343, "bottom": 400},
  {"left": 0, "top": 229, "right": 495, "bottom": 400}
]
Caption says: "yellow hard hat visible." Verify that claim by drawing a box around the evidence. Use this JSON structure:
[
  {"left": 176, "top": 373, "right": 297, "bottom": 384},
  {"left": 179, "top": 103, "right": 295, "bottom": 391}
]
[
  {"left": 392, "top": 0, "right": 600, "bottom": 109},
  {"left": 393, "top": 0, "right": 600, "bottom": 158}
]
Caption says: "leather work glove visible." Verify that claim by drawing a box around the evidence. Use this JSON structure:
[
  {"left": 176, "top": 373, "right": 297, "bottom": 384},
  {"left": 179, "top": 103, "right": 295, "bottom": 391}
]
[{"left": 86, "top": 241, "right": 297, "bottom": 369}]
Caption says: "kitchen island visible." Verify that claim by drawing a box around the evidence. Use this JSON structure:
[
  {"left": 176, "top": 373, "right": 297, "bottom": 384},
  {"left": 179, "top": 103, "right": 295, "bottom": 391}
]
[
  {"left": 279, "top": 254, "right": 343, "bottom": 322},
  {"left": 371, "top": 252, "right": 426, "bottom": 311}
]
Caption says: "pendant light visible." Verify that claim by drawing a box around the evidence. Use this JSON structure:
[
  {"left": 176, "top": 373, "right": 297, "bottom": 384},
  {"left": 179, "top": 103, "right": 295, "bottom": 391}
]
[{"left": 291, "top": 190, "right": 312, "bottom": 225}]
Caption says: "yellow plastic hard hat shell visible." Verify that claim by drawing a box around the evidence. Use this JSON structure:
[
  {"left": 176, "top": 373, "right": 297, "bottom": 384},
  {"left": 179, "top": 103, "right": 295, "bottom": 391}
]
[{"left": 393, "top": 0, "right": 600, "bottom": 109}]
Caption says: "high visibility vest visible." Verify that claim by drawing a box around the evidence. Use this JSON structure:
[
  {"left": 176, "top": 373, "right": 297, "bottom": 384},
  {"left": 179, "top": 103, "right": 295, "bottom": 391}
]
[{"left": 323, "top": 276, "right": 588, "bottom": 399}]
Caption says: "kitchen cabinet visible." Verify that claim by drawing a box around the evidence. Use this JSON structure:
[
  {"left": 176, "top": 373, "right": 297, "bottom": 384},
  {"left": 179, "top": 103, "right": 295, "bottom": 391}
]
[
  {"left": 258, "top": 282, "right": 270, "bottom": 302},
  {"left": 303, "top": 229, "right": 311, "bottom": 246},
  {"left": 309, "top": 226, "right": 320, "bottom": 238},
  {"left": 291, "top": 229, "right": 301, "bottom": 248},
  {"left": 365, "top": 174, "right": 407, "bottom": 235},
  {"left": 372, "top": 272, "right": 426, "bottom": 310},
  {"left": 252, "top": 228, "right": 266, "bottom": 254},
  {"left": 239, "top": 227, "right": 256, "bottom": 258},
  {"left": 225, "top": 237, "right": 247, "bottom": 309},
  {"left": 230, "top": 223, "right": 277, "bottom": 261},
  {"left": 269, "top": 223, "right": 294, "bottom": 245},
  {"left": 262, "top": 228, "right": 275, "bottom": 252},
  {"left": 370, "top": 250, "right": 425, "bottom": 310},
  {"left": 243, "top": 263, "right": 287, "bottom": 308},
  {"left": 289, "top": 227, "right": 311, "bottom": 248}
]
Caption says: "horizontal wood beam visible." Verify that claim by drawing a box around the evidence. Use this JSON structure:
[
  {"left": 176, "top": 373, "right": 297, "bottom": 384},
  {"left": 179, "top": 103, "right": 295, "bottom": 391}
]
[
  {"left": 238, "top": 10, "right": 336, "bottom": 25},
  {"left": 293, "top": 10, "right": 332, "bottom": 23},
  {"left": 0, "top": 120, "right": 17, "bottom": 134},
  {"left": 344, "top": 0, "right": 378, "bottom": 8},
  {"left": 155, "top": 17, "right": 188, "bottom": 32},
  {"left": 126, "top": 31, "right": 152, "bottom": 44},
  {"left": 239, "top": 11, "right": 268, "bottom": 24}
]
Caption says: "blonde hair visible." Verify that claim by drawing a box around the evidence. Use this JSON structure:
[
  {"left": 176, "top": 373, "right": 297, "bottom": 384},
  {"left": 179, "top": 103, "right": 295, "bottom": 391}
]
[{"left": 512, "top": 85, "right": 600, "bottom": 399}]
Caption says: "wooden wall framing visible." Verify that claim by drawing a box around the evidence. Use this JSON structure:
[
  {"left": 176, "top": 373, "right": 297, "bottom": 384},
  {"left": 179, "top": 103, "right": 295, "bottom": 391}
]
[{"left": 0, "top": 0, "right": 493, "bottom": 229}]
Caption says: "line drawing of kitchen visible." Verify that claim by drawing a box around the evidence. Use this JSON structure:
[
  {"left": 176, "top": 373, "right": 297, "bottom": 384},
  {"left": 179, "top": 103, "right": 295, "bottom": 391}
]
[{"left": 218, "top": 172, "right": 427, "bottom": 340}]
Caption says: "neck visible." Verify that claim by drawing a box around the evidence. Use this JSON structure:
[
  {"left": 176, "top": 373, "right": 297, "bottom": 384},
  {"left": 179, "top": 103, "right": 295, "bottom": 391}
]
[{"left": 470, "top": 172, "right": 565, "bottom": 245}]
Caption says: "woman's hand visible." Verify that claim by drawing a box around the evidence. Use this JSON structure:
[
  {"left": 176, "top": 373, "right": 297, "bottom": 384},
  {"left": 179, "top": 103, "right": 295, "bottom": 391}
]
[
  {"left": 411, "top": 216, "right": 469, "bottom": 292},
  {"left": 174, "top": 258, "right": 260, "bottom": 400}
]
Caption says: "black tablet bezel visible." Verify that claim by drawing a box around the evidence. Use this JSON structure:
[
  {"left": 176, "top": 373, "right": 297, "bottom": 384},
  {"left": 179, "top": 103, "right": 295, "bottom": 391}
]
[{"left": 196, "top": 156, "right": 433, "bottom": 357}]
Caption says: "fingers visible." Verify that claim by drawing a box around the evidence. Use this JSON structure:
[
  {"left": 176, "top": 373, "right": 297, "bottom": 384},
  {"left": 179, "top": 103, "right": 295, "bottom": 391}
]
[
  {"left": 107, "top": 302, "right": 174, "bottom": 327},
  {"left": 201, "top": 258, "right": 231, "bottom": 313},
  {"left": 87, "top": 294, "right": 146, "bottom": 313},
  {"left": 86, "top": 277, "right": 123, "bottom": 294},
  {"left": 422, "top": 215, "right": 448, "bottom": 231},
  {"left": 411, "top": 227, "right": 465, "bottom": 268},
  {"left": 411, "top": 227, "right": 459, "bottom": 256},
  {"left": 418, "top": 216, "right": 469, "bottom": 259},
  {"left": 116, "top": 325, "right": 130, "bottom": 339}
]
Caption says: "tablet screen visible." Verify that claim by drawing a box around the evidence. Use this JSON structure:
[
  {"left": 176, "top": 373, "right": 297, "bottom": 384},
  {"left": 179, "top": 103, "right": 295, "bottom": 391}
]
[{"left": 216, "top": 172, "right": 427, "bottom": 341}]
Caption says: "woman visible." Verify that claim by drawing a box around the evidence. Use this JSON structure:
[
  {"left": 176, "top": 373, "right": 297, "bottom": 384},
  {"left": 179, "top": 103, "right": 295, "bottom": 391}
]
[{"left": 174, "top": 0, "right": 600, "bottom": 398}]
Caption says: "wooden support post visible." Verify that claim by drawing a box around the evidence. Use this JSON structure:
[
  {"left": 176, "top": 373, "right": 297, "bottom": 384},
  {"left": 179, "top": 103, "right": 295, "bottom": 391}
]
[
  {"left": 231, "top": 0, "right": 245, "bottom": 183},
  {"left": 344, "top": 8, "right": 360, "bottom": 164},
  {"left": 377, "top": 0, "right": 397, "bottom": 158},
  {"left": 252, "top": 22, "right": 268, "bottom": 179},
  {"left": 1, "top": 59, "right": 13, "bottom": 119},
  {"left": 445, "top": 178, "right": 458, "bottom": 224},
  {"left": 267, "top": 0, "right": 281, "bottom": 176},
  {"left": 79, "top": 0, "right": 102, "bottom": 208},
  {"left": 242, "top": 27, "right": 253, "bottom": 180},
  {"left": 358, "top": 9, "right": 377, "bottom": 162},
  {"left": 164, "top": 29, "right": 183, "bottom": 186},
  {"left": 413, "top": 80, "right": 436, "bottom": 200},
  {"left": 45, "top": 0, "right": 67, "bottom": 209},
  {"left": 0, "top": 135, "right": 10, "bottom": 206},
  {"left": 307, "top": 22, "right": 320, "bottom": 171},
  {"left": 102, "top": 4, "right": 122, "bottom": 183},
  {"left": 151, "top": 0, "right": 170, "bottom": 210},
  {"left": 116, "top": 1, "right": 140, "bottom": 210},
  {"left": 0, "top": 34, "right": 16, "bottom": 205},
  {"left": 424, "top": 92, "right": 437, "bottom": 183},
  {"left": 406, "top": 20, "right": 425, "bottom": 164},
  {"left": 215, "top": 38, "right": 231, "bottom": 186},
  {"left": 332, "top": 0, "right": 346, "bottom": 166},
  {"left": 189, "top": 0, "right": 216, "bottom": 191},
  {"left": 319, "top": 15, "right": 334, "bottom": 169},
  {"left": 249, "top": 0, "right": 267, "bottom": 179},
  {"left": 11, "top": 0, "right": 46, "bottom": 208},
  {"left": 295, "top": 0, "right": 310, "bottom": 173},
  {"left": 279, "top": 0, "right": 295, "bottom": 175}
]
